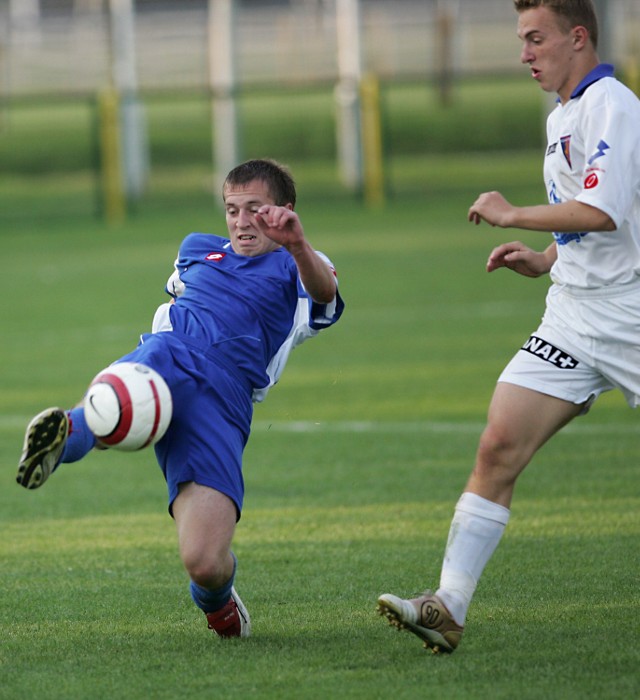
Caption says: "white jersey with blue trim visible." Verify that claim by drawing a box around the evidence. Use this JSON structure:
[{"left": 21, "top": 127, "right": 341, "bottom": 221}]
[
  {"left": 151, "top": 233, "right": 344, "bottom": 402},
  {"left": 544, "top": 64, "right": 640, "bottom": 289}
]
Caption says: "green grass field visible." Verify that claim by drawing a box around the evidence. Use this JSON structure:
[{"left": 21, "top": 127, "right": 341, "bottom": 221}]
[{"left": 2, "top": 80, "right": 639, "bottom": 699}]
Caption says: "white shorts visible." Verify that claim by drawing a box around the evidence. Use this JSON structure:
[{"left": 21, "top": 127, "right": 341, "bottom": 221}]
[{"left": 499, "top": 281, "right": 640, "bottom": 409}]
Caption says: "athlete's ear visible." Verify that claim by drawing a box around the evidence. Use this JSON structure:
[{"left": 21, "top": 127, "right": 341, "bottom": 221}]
[{"left": 571, "top": 25, "right": 589, "bottom": 50}]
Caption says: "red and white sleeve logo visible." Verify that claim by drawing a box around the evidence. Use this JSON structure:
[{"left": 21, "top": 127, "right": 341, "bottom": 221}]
[
  {"left": 584, "top": 172, "right": 599, "bottom": 189},
  {"left": 205, "top": 252, "right": 226, "bottom": 262}
]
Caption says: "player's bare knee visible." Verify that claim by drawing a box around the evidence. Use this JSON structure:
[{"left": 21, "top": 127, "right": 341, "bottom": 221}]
[
  {"left": 477, "top": 425, "right": 513, "bottom": 463},
  {"left": 475, "top": 423, "right": 529, "bottom": 477},
  {"left": 184, "top": 557, "right": 229, "bottom": 590}
]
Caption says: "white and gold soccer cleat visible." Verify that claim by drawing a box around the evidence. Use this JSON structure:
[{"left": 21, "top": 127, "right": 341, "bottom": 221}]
[{"left": 377, "top": 590, "right": 463, "bottom": 653}]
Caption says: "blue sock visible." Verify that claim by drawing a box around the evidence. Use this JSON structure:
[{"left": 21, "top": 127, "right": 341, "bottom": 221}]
[
  {"left": 189, "top": 553, "right": 237, "bottom": 613},
  {"left": 60, "top": 407, "right": 97, "bottom": 463}
]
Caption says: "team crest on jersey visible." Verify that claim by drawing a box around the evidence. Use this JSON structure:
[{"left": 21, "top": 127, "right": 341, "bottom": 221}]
[
  {"left": 521, "top": 335, "right": 579, "bottom": 369},
  {"left": 560, "top": 135, "right": 572, "bottom": 167},
  {"left": 205, "top": 252, "right": 226, "bottom": 262}
]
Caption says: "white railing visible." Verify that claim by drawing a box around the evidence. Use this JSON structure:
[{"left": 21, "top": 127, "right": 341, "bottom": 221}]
[{"left": 0, "top": 0, "right": 638, "bottom": 96}]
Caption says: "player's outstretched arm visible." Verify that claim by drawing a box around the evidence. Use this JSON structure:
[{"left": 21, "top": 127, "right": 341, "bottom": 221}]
[
  {"left": 255, "top": 205, "right": 337, "bottom": 303},
  {"left": 486, "top": 241, "right": 557, "bottom": 278},
  {"left": 469, "top": 192, "right": 615, "bottom": 233}
]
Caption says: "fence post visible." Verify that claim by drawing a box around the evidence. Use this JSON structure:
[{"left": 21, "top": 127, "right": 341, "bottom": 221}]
[
  {"left": 435, "top": 4, "right": 455, "bottom": 106},
  {"left": 97, "top": 87, "right": 126, "bottom": 225},
  {"left": 360, "top": 73, "right": 385, "bottom": 208}
]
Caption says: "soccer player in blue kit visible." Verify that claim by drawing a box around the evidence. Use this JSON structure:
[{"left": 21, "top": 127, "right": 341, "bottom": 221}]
[
  {"left": 17, "top": 159, "right": 344, "bottom": 638},
  {"left": 378, "top": 0, "right": 640, "bottom": 653}
]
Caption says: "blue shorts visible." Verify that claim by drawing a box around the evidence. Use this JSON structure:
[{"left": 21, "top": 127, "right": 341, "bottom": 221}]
[{"left": 118, "top": 332, "right": 253, "bottom": 518}]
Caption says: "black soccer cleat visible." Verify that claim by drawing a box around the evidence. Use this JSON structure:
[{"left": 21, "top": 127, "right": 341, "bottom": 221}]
[{"left": 17, "top": 408, "right": 69, "bottom": 490}]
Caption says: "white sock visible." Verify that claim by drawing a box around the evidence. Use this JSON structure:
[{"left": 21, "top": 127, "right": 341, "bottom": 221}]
[{"left": 436, "top": 492, "right": 510, "bottom": 627}]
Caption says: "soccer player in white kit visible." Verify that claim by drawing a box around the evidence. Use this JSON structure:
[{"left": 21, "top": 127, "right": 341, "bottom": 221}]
[{"left": 377, "top": 0, "right": 640, "bottom": 653}]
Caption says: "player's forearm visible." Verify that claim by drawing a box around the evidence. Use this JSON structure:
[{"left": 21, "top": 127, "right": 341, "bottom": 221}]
[
  {"left": 287, "top": 240, "right": 337, "bottom": 303},
  {"left": 542, "top": 242, "right": 558, "bottom": 270},
  {"left": 508, "top": 200, "right": 615, "bottom": 233}
]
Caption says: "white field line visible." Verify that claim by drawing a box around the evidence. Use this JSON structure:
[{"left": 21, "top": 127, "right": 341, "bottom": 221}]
[
  {"left": 251, "top": 420, "right": 485, "bottom": 434},
  {"left": 0, "top": 415, "right": 636, "bottom": 436},
  {"left": 252, "top": 421, "right": 638, "bottom": 436}
]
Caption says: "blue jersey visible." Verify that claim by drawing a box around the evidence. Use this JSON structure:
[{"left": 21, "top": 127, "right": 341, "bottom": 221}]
[{"left": 151, "top": 233, "right": 344, "bottom": 401}]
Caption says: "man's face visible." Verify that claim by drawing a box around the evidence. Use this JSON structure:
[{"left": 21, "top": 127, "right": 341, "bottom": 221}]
[
  {"left": 517, "top": 6, "right": 582, "bottom": 103},
  {"left": 223, "top": 179, "right": 292, "bottom": 257}
]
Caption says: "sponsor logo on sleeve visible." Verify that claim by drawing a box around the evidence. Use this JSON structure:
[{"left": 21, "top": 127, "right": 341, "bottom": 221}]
[
  {"left": 587, "top": 139, "right": 610, "bottom": 166},
  {"left": 205, "top": 252, "right": 226, "bottom": 262},
  {"left": 583, "top": 172, "right": 599, "bottom": 189}
]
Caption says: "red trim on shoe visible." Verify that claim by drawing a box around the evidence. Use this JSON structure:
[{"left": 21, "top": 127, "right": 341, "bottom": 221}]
[{"left": 205, "top": 598, "right": 242, "bottom": 638}]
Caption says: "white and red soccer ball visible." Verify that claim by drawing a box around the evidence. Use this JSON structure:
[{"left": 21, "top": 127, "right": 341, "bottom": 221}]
[{"left": 84, "top": 362, "right": 173, "bottom": 450}]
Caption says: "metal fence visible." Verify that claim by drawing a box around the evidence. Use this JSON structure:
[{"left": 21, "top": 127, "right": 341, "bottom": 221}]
[{"left": 1, "top": 0, "right": 639, "bottom": 97}]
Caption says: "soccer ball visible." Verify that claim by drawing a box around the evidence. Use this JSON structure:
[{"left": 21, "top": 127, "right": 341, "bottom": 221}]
[{"left": 84, "top": 362, "right": 173, "bottom": 451}]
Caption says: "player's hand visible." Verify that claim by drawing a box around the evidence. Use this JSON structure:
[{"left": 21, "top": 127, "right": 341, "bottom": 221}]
[
  {"left": 486, "top": 241, "right": 552, "bottom": 277},
  {"left": 254, "top": 205, "right": 305, "bottom": 252},
  {"left": 468, "top": 191, "right": 515, "bottom": 227},
  {"left": 256, "top": 204, "right": 336, "bottom": 303}
]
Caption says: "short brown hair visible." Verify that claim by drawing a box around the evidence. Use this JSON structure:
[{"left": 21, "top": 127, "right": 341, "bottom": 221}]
[
  {"left": 513, "top": 0, "right": 599, "bottom": 48},
  {"left": 223, "top": 159, "right": 297, "bottom": 208}
]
